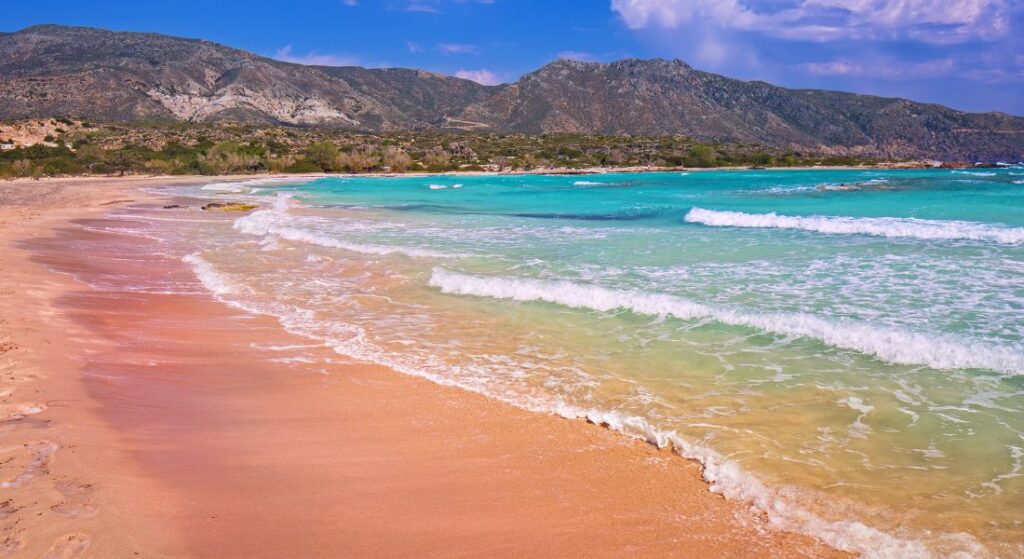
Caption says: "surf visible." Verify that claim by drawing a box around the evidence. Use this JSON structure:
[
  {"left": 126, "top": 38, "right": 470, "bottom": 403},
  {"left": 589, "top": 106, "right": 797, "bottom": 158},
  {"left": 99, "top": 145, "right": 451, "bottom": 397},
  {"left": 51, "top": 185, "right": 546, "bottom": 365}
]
[
  {"left": 684, "top": 207, "right": 1024, "bottom": 245},
  {"left": 428, "top": 268, "right": 1024, "bottom": 375}
]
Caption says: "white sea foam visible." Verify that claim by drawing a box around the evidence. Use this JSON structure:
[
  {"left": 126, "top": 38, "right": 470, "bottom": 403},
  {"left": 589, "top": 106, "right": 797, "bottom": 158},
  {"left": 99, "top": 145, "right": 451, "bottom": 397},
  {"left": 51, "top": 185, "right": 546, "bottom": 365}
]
[
  {"left": 684, "top": 207, "right": 1024, "bottom": 245},
  {"left": 758, "top": 185, "right": 817, "bottom": 195},
  {"left": 175, "top": 255, "right": 986, "bottom": 558},
  {"left": 182, "top": 252, "right": 244, "bottom": 296},
  {"left": 428, "top": 268, "right": 1024, "bottom": 375},
  {"left": 429, "top": 183, "right": 463, "bottom": 190},
  {"left": 235, "top": 211, "right": 463, "bottom": 258},
  {"left": 202, "top": 177, "right": 312, "bottom": 192},
  {"left": 200, "top": 182, "right": 248, "bottom": 192},
  {"left": 573, "top": 180, "right": 602, "bottom": 186},
  {"left": 233, "top": 196, "right": 465, "bottom": 259},
  {"left": 548, "top": 406, "right": 946, "bottom": 559},
  {"left": 952, "top": 171, "right": 996, "bottom": 177}
]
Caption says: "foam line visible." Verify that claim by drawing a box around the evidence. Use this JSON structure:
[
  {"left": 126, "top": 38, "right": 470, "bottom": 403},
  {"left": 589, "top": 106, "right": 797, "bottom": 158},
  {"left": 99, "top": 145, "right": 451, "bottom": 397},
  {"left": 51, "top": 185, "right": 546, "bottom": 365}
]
[
  {"left": 428, "top": 268, "right": 1024, "bottom": 375},
  {"left": 684, "top": 207, "right": 1024, "bottom": 245}
]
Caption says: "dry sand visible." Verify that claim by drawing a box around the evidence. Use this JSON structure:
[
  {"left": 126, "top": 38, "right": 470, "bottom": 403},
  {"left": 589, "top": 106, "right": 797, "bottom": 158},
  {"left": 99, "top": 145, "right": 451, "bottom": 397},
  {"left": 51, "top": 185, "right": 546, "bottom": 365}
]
[{"left": 0, "top": 176, "right": 846, "bottom": 558}]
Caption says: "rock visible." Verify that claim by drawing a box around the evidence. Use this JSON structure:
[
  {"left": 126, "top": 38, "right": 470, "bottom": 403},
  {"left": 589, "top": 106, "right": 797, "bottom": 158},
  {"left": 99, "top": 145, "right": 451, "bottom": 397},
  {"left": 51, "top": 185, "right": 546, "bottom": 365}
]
[
  {"left": 201, "top": 202, "right": 257, "bottom": 211},
  {"left": 219, "top": 204, "right": 258, "bottom": 212}
]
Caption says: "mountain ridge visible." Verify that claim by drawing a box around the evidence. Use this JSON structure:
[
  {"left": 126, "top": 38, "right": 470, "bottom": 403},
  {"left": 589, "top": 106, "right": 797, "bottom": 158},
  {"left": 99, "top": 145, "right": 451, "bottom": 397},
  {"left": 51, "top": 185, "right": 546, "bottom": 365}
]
[{"left": 2, "top": 24, "right": 1022, "bottom": 160}]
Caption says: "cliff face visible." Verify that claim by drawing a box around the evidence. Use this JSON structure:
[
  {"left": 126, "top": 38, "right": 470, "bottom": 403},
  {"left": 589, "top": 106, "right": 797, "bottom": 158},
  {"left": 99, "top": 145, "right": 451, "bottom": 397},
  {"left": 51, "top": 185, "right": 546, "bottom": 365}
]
[{"left": 2, "top": 25, "right": 1022, "bottom": 160}]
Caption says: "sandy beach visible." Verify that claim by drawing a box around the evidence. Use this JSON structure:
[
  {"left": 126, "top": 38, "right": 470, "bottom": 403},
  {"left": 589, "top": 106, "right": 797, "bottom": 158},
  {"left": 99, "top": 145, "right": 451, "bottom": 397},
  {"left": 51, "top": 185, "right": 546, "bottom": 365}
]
[{"left": 0, "top": 176, "right": 846, "bottom": 557}]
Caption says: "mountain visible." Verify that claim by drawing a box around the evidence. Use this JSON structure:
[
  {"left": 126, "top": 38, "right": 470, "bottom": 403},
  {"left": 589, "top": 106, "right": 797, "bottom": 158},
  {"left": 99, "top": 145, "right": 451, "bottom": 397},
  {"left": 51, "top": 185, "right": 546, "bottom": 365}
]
[
  {"left": 460, "top": 59, "right": 1024, "bottom": 161},
  {"left": 2, "top": 24, "right": 1022, "bottom": 161}
]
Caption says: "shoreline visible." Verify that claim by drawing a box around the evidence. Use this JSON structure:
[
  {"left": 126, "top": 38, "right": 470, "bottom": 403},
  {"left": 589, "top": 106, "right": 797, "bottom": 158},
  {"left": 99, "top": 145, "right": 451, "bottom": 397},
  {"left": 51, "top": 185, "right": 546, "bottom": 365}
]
[
  {"left": 0, "top": 177, "right": 847, "bottom": 557},
  {"left": 0, "top": 160, "right": 957, "bottom": 186}
]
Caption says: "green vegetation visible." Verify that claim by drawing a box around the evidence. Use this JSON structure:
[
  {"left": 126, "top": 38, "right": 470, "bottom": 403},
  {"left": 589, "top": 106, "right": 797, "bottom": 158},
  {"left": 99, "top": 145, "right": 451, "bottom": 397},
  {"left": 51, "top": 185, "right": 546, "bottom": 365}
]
[{"left": 0, "top": 120, "right": 889, "bottom": 179}]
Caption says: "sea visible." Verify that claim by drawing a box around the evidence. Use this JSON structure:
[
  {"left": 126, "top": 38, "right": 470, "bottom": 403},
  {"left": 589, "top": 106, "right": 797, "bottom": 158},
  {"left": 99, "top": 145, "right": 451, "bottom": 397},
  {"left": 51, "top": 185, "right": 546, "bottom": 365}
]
[{"left": 148, "top": 167, "right": 1023, "bottom": 557}]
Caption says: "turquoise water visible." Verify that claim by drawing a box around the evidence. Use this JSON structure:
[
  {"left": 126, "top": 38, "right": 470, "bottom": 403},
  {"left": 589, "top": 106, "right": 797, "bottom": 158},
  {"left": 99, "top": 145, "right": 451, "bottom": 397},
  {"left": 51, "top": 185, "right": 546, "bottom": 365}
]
[{"left": 181, "top": 168, "right": 1024, "bottom": 557}]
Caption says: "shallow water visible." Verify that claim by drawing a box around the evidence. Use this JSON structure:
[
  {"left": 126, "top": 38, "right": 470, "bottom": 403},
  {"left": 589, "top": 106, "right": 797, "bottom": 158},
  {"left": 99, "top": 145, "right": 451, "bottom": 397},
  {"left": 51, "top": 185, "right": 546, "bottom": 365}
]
[{"left": 160, "top": 168, "right": 1023, "bottom": 557}]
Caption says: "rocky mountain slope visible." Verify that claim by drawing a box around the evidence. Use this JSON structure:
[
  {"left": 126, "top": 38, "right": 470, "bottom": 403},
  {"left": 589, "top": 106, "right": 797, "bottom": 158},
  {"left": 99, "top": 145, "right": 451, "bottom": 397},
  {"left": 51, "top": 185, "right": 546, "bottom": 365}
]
[{"left": 2, "top": 24, "right": 1022, "bottom": 160}]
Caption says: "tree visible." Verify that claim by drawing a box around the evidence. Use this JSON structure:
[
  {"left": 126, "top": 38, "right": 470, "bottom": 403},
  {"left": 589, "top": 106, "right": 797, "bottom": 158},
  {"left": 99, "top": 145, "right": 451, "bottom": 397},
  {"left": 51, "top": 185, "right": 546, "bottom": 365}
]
[
  {"left": 381, "top": 146, "right": 412, "bottom": 172},
  {"left": 305, "top": 141, "right": 340, "bottom": 171},
  {"left": 604, "top": 149, "right": 625, "bottom": 166},
  {"left": 751, "top": 152, "right": 772, "bottom": 166},
  {"left": 336, "top": 148, "right": 378, "bottom": 173},
  {"left": 686, "top": 144, "right": 717, "bottom": 167},
  {"left": 422, "top": 147, "right": 452, "bottom": 171},
  {"left": 198, "top": 142, "right": 262, "bottom": 174},
  {"left": 12, "top": 159, "right": 33, "bottom": 177}
]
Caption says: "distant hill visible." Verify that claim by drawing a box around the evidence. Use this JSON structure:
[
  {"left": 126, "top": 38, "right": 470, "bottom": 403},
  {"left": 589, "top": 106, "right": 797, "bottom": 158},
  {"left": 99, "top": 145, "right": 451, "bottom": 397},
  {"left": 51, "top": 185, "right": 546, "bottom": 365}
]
[{"left": 2, "top": 24, "right": 1022, "bottom": 161}]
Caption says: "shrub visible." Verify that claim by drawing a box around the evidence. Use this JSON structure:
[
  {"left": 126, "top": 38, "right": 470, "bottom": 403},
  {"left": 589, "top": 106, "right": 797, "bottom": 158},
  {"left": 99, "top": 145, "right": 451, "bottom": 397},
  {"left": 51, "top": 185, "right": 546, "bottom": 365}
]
[
  {"left": 12, "top": 159, "right": 33, "bottom": 177},
  {"left": 305, "top": 141, "right": 340, "bottom": 171},
  {"left": 284, "top": 159, "right": 322, "bottom": 173},
  {"left": 686, "top": 144, "right": 717, "bottom": 167},
  {"left": 336, "top": 149, "right": 379, "bottom": 173},
  {"left": 381, "top": 146, "right": 412, "bottom": 172}
]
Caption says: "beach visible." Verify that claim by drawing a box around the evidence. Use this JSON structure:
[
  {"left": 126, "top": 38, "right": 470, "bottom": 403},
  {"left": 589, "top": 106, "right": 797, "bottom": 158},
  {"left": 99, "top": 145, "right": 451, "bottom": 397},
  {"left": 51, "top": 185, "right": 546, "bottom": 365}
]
[{"left": 0, "top": 176, "right": 845, "bottom": 557}]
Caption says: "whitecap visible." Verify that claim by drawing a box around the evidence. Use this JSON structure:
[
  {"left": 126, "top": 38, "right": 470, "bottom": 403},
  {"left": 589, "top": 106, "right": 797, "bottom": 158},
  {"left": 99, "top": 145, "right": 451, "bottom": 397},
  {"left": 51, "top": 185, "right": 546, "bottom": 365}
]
[
  {"left": 428, "top": 268, "right": 1024, "bottom": 375},
  {"left": 684, "top": 207, "right": 1024, "bottom": 245}
]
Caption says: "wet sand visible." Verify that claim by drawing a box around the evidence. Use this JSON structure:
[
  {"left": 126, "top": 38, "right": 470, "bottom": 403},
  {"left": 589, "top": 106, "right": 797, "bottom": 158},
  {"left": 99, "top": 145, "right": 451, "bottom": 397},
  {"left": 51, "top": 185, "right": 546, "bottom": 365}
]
[{"left": 0, "top": 177, "right": 845, "bottom": 557}]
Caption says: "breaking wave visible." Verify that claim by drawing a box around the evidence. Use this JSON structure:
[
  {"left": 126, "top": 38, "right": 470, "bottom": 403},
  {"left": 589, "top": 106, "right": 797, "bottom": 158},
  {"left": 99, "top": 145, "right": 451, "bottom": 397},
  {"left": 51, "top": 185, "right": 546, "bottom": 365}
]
[
  {"left": 181, "top": 253, "right": 968, "bottom": 558},
  {"left": 201, "top": 177, "right": 313, "bottom": 193},
  {"left": 684, "top": 207, "right": 1024, "bottom": 245},
  {"left": 428, "top": 268, "right": 1024, "bottom": 375},
  {"left": 232, "top": 196, "right": 467, "bottom": 259}
]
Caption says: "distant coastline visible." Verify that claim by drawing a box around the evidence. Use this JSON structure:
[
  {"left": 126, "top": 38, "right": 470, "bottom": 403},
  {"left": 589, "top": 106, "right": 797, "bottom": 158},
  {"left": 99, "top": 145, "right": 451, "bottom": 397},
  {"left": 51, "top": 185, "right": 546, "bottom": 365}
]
[
  {"left": 0, "top": 160, "right": 988, "bottom": 184},
  {"left": 4, "top": 117, "right": 1006, "bottom": 182}
]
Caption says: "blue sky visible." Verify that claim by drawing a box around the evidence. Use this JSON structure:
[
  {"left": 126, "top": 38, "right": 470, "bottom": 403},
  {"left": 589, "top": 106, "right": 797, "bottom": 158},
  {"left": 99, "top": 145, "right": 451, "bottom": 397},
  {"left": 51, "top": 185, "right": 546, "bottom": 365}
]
[{"left": 3, "top": 0, "right": 1022, "bottom": 114}]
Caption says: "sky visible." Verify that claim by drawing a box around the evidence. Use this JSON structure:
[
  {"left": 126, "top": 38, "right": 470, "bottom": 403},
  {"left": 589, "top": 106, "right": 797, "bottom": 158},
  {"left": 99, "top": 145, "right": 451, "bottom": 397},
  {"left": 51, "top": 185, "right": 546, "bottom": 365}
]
[{"left": 3, "top": 0, "right": 1022, "bottom": 114}]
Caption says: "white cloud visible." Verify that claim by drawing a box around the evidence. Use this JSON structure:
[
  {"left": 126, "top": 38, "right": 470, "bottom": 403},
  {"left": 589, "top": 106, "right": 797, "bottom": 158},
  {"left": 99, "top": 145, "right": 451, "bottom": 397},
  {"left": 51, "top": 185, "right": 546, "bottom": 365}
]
[
  {"left": 407, "top": 41, "right": 424, "bottom": 53},
  {"left": 454, "top": 69, "right": 504, "bottom": 85},
  {"left": 404, "top": 0, "right": 495, "bottom": 13},
  {"left": 694, "top": 35, "right": 728, "bottom": 66},
  {"left": 438, "top": 42, "right": 479, "bottom": 54},
  {"left": 804, "top": 57, "right": 957, "bottom": 79},
  {"left": 610, "top": 0, "right": 1010, "bottom": 43},
  {"left": 273, "top": 45, "right": 361, "bottom": 67},
  {"left": 405, "top": 2, "right": 439, "bottom": 13},
  {"left": 556, "top": 50, "right": 598, "bottom": 61}
]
